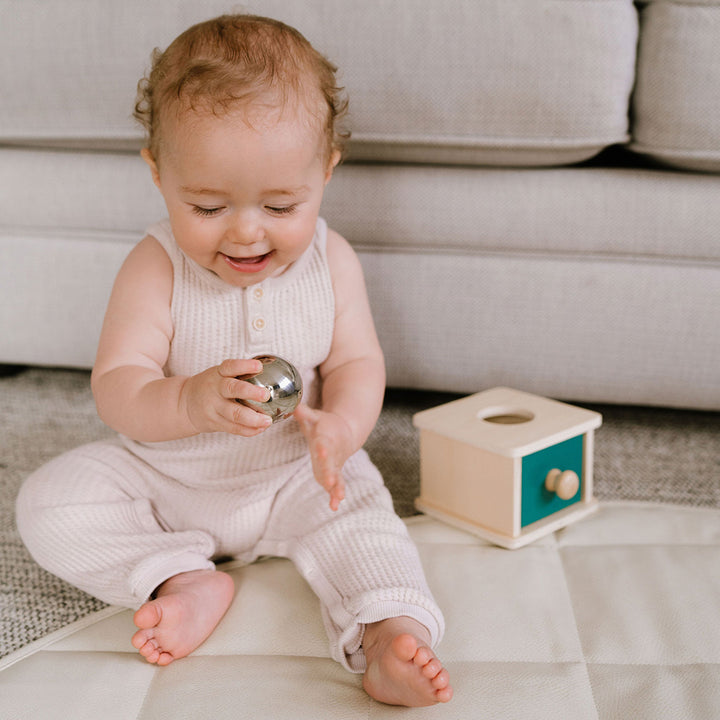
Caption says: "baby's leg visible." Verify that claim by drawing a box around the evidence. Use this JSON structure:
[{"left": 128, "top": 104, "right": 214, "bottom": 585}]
[
  {"left": 16, "top": 440, "right": 216, "bottom": 605},
  {"left": 16, "top": 440, "right": 228, "bottom": 663},
  {"left": 260, "top": 450, "right": 451, "bottom": 706}
]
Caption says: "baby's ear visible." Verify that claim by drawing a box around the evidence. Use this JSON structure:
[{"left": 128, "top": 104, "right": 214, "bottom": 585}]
[
  {"left": 324, "top": 149, "right": 342, "bottom": 185},
  {"left": 141, "top": 148, "right": 162, "bottom": 189}
]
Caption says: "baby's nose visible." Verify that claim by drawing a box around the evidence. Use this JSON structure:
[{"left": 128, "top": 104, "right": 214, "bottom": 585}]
[{"left": 230, "top": 211, "right": 264, "bottom": 245}]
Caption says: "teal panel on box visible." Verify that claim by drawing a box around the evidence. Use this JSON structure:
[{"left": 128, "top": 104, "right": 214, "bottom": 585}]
[{"left": 521, "top": 434, "right": 584, "bottom": 527}]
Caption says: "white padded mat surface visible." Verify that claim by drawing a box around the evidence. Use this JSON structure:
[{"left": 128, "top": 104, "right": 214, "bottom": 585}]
[{"left": 1, "top": 502, "right": 719, "bottom": 719}]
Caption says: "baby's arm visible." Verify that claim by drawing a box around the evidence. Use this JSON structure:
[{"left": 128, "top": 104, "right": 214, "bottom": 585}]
[
  {"left": 91, "top": 236, "right": 271, "bottom": 441},
  {"left": 294, "top": 230, "right": 386, "bottom": 509}
]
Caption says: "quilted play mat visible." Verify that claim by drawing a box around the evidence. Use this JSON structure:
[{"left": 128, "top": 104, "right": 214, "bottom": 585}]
[{"left": 1, "top": 502, "right": 719, "bottom": 719}]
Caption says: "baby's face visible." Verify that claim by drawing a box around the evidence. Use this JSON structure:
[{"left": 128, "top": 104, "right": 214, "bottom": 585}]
[{"left": 146, "top": 104, "right": 337, "bottom": 287}]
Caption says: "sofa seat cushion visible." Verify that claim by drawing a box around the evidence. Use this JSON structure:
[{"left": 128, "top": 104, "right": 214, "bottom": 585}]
[
  {"left": 0, "top": 0, "right": 637, "bottom": 167},
  {"left": 325, "top": 164, "right": 720, "bottom": 263},
  {"left": 3, "top": 148, "right": 719, "bottom": 263},
  {"left": 631, "top": 0, "right": 720, "bottom": 172},
  {"left": 2, "top": 148, "right": 718, "bottom": 410}
]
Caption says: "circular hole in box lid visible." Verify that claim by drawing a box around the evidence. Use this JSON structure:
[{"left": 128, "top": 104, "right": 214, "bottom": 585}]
[{"left": 478, "top": 406, "right": 535, "bottom": 424}]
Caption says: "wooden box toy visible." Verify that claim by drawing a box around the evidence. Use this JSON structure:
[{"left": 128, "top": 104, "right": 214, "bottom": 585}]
[{"left": 413, "top": 387, "right": 602, "bottom": 549}]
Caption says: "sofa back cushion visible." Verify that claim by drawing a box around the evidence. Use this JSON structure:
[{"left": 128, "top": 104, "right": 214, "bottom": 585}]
[
  {"left": 0, "top": 0, "right": 637, "bottom": 167},
  {"left": 631, "top": 0, "right": 720, "bottom": 173}
]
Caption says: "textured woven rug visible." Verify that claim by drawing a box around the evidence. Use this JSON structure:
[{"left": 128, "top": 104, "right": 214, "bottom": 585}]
[{"left": 2, "top": 367, "right": 719, "bottom": 662}]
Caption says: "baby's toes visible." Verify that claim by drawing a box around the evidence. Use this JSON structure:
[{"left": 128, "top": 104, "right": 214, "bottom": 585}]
[
  {"left": 421, "top": 657, "right": 443, "bottom": 679},
  {"left": 431, "top": 668, "right": 450, "bottom": 690},
  {"left": 139, "top": 640, "right": 161, "bottom": 663},
  {"left": 413, "top": 646, "right": 434, "bottom": 667},
  {"left": 156, "top": 650, "right": 175, "bottom": 666},
  {"left": 131, "top": 628, "right": 152, "bottom": 650}
]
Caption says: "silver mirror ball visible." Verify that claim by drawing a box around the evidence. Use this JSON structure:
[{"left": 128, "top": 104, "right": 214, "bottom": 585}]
[{"left": 237, "top": 355, "right": 303, "bottom": 423}]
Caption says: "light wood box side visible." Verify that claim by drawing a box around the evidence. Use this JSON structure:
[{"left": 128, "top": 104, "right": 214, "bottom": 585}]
[{"left": 418, "top": 430, "right": 517, "bottom": 537}]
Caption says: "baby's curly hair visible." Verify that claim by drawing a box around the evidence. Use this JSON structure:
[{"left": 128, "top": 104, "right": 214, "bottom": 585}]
[{"left": 134, "top": 14, "right": 349, "bottom": 165}]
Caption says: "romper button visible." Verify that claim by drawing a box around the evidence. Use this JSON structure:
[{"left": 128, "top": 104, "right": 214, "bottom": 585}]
[
  {"left": 252, "top": 317, "right": 266, "bottom": 331},
  {"left": 253, "top": 287, "right": 264, "bottom": 300}
]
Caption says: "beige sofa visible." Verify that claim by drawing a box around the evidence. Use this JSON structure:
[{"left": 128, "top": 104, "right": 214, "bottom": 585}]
[{"left": 1, "top": 0, "right": 718, "bottom": 410}]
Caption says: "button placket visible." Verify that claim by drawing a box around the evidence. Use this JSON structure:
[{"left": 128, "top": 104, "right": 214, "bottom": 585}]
[{"left": 248, "top": 283, "right": 268, "bottom": 348}]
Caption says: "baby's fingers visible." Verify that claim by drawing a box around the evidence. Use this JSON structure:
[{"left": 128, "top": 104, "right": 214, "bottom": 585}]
[
  {"left": 312, "top": 436, "right": 345, "bottom": 511},
  {"left": 328, "top": 475, "right": 345, "bottom": 511},
  {"left": 223, "top": 376, "right": 270, "bottom": 404},
  {"left": 215, "top": 360, "right": 270, "bottom": 404},
  {"left": 216, "top": 400, "right": 271, "bottom": 435},
  {"left": 218, "top": 357, "right": 264, "bottom": 379}
]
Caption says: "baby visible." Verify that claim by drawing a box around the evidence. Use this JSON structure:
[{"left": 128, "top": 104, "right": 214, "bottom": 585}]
[{"left": 16, "top": 14, "right": 452, "bottom": 706}]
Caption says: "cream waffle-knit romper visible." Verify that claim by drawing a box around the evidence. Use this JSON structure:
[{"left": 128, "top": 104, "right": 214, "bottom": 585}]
[{"left": 16, "top": 217, "right": 444, "bottom": 672}]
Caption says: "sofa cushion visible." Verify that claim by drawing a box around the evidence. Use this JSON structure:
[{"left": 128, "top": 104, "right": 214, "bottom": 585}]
[
  {"left": 0, "top": 0, "right": 637, "bottom": 167},
  {"left": 3, "top": 148, "right": 719, "bottom": 263},
  {"left": 2, "top": 148, "right": 719, "bottom": 411},
  {"left": 285, "top": 0, "right": 639, "bottom": 166},
  {"left": 631, "top": 0, "right": 720, "bottom": 172}
]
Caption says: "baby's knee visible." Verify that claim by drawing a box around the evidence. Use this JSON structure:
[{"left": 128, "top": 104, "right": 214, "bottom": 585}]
[
  {"left": 16, "top": 454, "right": 78, "bottom": 555},
  {"left": 15, "top": 442, "right": 127, "bottom": 547},
  {"left": 16, "top": 457, "right": 61, "bottom": 532},
  {"left": 17, "top": 447, "right": 88, "bottom": 513}
]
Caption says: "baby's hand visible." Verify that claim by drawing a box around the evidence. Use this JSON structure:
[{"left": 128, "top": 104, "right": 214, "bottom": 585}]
[
  {"left": 181, "top": 358, "right": 273, "bottom": 436},
  {"left": 294, "top": 405, "right": 353, "bottom": 511}
]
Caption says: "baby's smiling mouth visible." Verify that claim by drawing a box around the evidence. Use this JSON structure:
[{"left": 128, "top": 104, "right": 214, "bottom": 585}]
[{"left": 222, "top": 251, "right": 274, "bottom": 273}]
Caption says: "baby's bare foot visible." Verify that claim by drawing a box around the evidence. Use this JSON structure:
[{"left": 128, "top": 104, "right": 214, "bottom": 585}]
[
  {"left": 362, "top": 617, "right": 453, "bottom": 706},
  {"left": 131, "top": 569, "right": 234, "bottom": 665}
]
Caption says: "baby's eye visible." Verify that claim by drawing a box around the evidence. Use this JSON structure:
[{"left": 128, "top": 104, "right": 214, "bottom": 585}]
[
  {"left": 266, "top": 204, "right": 298, "bottom": 216},
  {"left": 192, "top": 206, "right": 223, "bottom": 217}
]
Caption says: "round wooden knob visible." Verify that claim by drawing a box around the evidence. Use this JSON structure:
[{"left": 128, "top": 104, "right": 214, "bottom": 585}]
[{"left": 545, "top": 469, "right": 579, "bottom": 500}]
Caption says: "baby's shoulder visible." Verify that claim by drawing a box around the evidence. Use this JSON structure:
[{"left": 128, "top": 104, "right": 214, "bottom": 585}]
[
  {"left": 113, "top": 234, "right": 173, "bottom": 294},
  {"left": 131, "top": 233, "right": 173, "bottom": 271},
  {"left": 324, "top": 227, "right": 359, "bottom": 267},
  {"left": 323, "top": 227, "right": 366, "bottom": 296}
]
